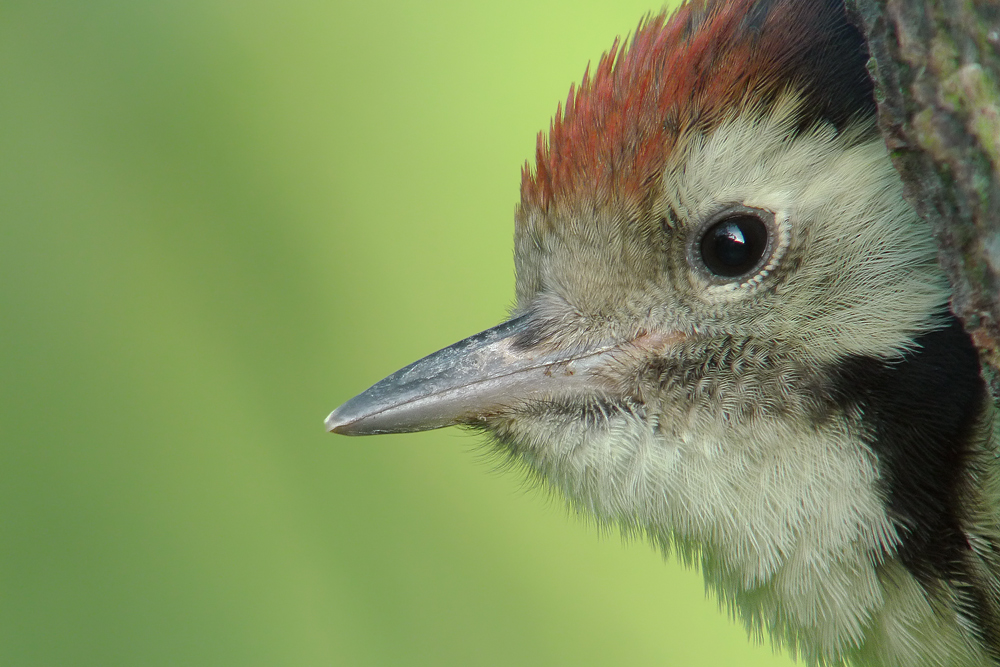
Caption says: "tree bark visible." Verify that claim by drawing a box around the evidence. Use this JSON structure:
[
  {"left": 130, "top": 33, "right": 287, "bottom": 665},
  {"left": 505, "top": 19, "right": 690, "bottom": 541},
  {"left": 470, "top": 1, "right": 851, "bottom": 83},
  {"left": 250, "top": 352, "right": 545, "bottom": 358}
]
[{"left": 849, "top": 0, "right": 1000, "bottom": 401}]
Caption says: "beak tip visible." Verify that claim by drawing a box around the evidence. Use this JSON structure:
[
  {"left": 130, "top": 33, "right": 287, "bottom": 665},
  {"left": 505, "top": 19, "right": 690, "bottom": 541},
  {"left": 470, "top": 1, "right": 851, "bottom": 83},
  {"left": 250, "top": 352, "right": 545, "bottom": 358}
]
[{"left": 325, "top": 409, "right": 351, "bottom": 434}]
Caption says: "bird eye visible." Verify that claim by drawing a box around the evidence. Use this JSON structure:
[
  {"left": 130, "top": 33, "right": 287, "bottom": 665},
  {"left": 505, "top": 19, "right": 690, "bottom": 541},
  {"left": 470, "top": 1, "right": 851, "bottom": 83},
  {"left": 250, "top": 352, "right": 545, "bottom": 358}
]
[{"left": 695, "top": 211, "right": 772, "bottom": 280}]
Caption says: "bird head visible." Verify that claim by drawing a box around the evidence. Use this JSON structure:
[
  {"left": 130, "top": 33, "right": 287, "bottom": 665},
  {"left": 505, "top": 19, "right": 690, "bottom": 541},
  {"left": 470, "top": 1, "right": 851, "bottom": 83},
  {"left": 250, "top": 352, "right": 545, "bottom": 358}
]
[{"left": 327, "top": 1, "right": 998, "bottom": 664}]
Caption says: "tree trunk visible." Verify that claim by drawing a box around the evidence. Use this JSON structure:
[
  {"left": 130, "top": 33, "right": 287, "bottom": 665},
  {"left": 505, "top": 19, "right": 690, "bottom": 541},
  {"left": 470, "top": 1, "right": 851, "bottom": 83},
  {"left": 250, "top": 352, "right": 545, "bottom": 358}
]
[{"left": 849, "top": 0, "right": 1000, "bottom": 401}]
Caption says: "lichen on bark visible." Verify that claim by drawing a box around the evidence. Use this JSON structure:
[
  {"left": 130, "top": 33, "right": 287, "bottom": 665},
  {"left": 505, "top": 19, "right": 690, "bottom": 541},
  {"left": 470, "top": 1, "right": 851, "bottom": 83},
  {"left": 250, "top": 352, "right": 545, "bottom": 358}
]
[{"left": 849, "top": 0, "right": 1000, "bottom": 400}]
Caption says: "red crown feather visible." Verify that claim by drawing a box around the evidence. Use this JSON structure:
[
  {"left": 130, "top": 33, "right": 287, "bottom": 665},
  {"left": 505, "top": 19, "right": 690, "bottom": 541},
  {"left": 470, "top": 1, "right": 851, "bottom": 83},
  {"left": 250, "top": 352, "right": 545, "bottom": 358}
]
[{"left": 520, "top": 0, "right": 871, "bottom": 213}]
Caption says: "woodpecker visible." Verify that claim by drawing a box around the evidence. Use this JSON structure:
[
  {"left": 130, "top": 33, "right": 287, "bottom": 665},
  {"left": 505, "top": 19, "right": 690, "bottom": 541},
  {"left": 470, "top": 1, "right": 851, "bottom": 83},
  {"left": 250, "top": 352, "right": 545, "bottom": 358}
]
[{"left": 326, "top": 1, "right": 1000, "bottom": 664}]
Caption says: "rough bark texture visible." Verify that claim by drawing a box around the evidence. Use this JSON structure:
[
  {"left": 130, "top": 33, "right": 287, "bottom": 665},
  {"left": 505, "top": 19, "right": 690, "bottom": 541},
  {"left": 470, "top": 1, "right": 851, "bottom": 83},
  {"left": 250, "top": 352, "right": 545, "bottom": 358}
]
[{"left": 849, "top": 0, "right": 1000, "bottom": 402}]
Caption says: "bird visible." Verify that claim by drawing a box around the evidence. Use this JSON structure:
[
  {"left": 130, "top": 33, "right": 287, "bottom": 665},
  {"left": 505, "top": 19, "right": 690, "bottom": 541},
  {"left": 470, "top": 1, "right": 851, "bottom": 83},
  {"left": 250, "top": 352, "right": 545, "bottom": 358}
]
[{"left": 326, "top": 0, "right": 1000, "bottom": 664}]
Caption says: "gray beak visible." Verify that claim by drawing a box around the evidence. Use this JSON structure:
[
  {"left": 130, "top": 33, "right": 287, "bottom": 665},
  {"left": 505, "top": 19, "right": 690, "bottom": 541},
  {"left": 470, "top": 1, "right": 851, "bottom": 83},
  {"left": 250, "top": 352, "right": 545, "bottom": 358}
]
[
  {"left": 326, "top": 315, "right": 629, "bottom": 435},
  {"left": 326, "top": 315, "right": 686, "bottom": 435}
]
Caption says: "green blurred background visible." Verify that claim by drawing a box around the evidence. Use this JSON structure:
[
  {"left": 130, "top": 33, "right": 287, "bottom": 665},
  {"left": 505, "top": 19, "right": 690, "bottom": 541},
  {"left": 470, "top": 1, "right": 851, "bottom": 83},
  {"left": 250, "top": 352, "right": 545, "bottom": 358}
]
[{"left": 1, "top": 2, "right": 797, "bottom": 665}]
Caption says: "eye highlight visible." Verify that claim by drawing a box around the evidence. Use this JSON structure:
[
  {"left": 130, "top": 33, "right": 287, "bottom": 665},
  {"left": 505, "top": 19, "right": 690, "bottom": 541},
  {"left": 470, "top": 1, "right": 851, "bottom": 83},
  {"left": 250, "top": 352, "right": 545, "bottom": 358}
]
[{"left": 689, "top": 207, "right": 776, "bottom": 282}]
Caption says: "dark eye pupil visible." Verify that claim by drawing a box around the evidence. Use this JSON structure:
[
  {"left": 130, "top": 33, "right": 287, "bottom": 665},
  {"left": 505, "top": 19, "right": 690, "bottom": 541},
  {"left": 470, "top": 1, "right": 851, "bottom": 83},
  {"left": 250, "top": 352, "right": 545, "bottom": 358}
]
[{"left": 700, "top": 215, "right": 769, "bottom": 278}]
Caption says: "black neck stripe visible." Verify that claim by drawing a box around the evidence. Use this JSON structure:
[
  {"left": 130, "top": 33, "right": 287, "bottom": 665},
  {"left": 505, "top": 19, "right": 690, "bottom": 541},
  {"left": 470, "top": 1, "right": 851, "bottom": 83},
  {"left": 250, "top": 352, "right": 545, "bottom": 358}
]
[{"left": 826, "top": 315, "right": 996, "bottom": 654}]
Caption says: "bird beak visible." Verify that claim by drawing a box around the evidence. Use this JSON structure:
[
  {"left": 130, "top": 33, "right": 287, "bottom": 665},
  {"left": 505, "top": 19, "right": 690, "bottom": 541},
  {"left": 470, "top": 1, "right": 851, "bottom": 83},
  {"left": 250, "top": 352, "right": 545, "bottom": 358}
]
[{"left": 326, "top": 314, "right": 682, "bottom": 435}]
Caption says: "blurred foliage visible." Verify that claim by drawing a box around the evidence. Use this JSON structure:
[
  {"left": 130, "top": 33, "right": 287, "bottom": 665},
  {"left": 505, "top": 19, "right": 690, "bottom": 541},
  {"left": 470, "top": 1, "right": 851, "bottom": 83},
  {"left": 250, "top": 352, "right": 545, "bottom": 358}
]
[{"left": 0, "top": 1, "right": 795, "bottom": 665}]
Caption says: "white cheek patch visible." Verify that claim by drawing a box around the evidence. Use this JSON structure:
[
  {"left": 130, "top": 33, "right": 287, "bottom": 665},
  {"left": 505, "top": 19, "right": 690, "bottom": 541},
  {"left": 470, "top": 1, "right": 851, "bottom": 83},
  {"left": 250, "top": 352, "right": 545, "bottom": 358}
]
[{"left": 662, "top": 94, "right": 950, "bottom": 362}]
